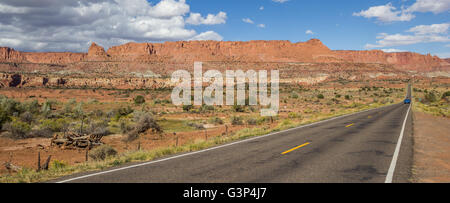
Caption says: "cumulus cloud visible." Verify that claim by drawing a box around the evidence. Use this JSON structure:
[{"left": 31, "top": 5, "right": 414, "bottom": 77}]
[
  {"left": 407, "top": 0, "right": 450, "bottom": 13},
  {"left": 354, "top": 0, "right": 450, "bottom": 22},
  {"left": 0, "top": 0, "right": 227, "bottom": 52},
  {"left": 407, "top": 23, "right": 450, "bottom": 35},
  {"left": 189, "top": 31, "right": 223, "bottom": 41},
  {"left": 305, "top": 30, "right": 315, "bottom": 35},
  {"left": 353, "top": 3, "right": 415, "bottom": 22},
  {"left": 381, "top": 48, "right": 406, "bottom": 52},
  {"left": 186, "top": 11, "right": 227, "bottom": 25},
  {"left": 365, "top": 23, "right": 450, "bottom": 48},
  {"left": 257, "top": 24, "right": 266, "bottom": 28}
]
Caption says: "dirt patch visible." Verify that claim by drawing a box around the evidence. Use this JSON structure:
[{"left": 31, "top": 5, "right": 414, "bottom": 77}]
[{"left": 412, "top": 111, "right": 450, "bottom": 183}]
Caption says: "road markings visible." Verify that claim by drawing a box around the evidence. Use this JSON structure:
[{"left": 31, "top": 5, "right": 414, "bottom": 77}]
[
  {"left": 281, "top": 143, "right": 310, "bottom": 155},
  {"left": 346, "top": 123, "right": 354, "bottom": 127},
  {"left": 385, "top": 104, "right": 411, "bottom": 183},
  {"left": 55, "top": 103, "right": 399, "bottom": 183},
  {"left": 368, "top": 116, "right": 372, "bottom": 118}
]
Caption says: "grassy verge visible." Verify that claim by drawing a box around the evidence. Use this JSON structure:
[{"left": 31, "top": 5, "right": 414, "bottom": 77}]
[
  {"left": 413, "top": 101, "right": 449, "bottom": 118},
  {"left": 0, "top": 102, "right": 392, "bottom": 183}
]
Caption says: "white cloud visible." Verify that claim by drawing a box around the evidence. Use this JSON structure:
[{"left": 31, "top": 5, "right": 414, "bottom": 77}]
[
  {"left": 306, "top": 30, "right": 315, "bottom": 35},
  {"left": 407, "top": 0, "right": 450, "bottom": 14},
  {"left": 381, "top": 48, "right": 406, "bottom": 52},
  {"left": 0, "top": 0, "right": 227, "bottom": 52},
  {"left": 242, "top": 18, "right": 254, "bottom": 24},
  {"left": 257, "top": 24, "right": 266, "bottom": 28},
  {"left": 354, "top": 0, "right": 450, "bottom": 22},
  {"left": 407, "top": 23, "right": 450, "bottom": 35},
  {"left": 365, "top": 23, "right": 450, "bottom": 48},
  {"left": 259, "top": 6, "right": 264, "bottom": 10},
  {"left": 189, "top": 31, "right": 223, "bottom": 41},
  {"left": 186, "top": 11, "right": 227, "bottom": 25},
  {"left": 353, "top": 3, "right": 415, "bottom": 22},
  {"left": 434, "top": 52, "right": 450, "bottom": 58}
]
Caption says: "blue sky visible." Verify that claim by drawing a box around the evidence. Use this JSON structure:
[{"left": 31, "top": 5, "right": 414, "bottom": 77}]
[
  {"left": 0, "top": 0, "right": 448, "bottom": 58},
  {"left": 184, "top": 0, "right": 450, "bottom": 57}
]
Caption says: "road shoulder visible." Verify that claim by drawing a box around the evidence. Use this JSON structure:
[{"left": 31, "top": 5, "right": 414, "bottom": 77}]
[{"left": 411, "top": 111, "right": 450, "bottom": 183}]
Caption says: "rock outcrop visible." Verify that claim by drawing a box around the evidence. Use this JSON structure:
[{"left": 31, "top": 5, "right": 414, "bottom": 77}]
[
  {"left": 0, "top": 47, "right": 24, "bottom": 62},
  {"left": 0, "top": 39, "right": 449, "bottom": 73},
  {"left": 334, "top": 50, "right": 447, "bottom": 72},
  {"left": 87, "top": 43, "right": 108, "bottom": 61},
  {"left": 23, "top": 52, "right": 86, "bottom": 64}
]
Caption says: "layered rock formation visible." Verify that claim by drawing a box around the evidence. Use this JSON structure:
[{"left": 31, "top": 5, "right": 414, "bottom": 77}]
[
  {"left": 0, "top": 39, "right": 449, "bottom": 73},
  {"left": 0, "top": 47, "right": 24, "bottom": 62},
  {"left": 87, "top": 43, "right": 108, "bottom": 61},
  {"left": 334, "top": 50, "right": 447, "bottom": 72}
]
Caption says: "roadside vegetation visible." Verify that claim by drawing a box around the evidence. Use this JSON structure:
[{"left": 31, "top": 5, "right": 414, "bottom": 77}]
[{"left": 412, "top": 88, "right": 450, "bottom": 118}]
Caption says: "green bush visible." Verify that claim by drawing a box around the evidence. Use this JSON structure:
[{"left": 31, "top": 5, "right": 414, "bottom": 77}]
[
  {"left": 40, "top": 100, "right": 53, "bottom": 118},
  {"left": 134, "top": 95, "right": 146, "bottom": 105},
  {"left": 288, "top": 112, "right": 302, "bottom": 119},
  {"left": 39, "top": 118, "right": 68, "bottom": 132},
  {"left": 442, "top": 91, "right": 450, "bottom": 99},
  {"left": 20, "top": 111, "right": 34, "bottom": 124},
  {"left": 291, "top": 92, "right": 299, "bottom": 99},
  {"left": 2, "top": 118, "right": 32, "bottom": 139},
  {"left": 0, "top": 106, "right": 11, "bottom": 128},
  {"left": 21, "top": 100, "right": 40, "bottom": 114},
  {"left": 233, "top": 104, "right": 245, "bottom": 112},
  {"left": 345, "top": 95, "right": 351, "bottom": 100},
  {"left": 182, "top": 105, "right": 194, "bottom": 112},
  {"left": 186, "top": 122, "right": 205, "bottom": 129},
  {"left": 50, "top": 160, "right": 68, "bottom": 170},
  {"left": 89, "top": 145, "right": 118, "bottom": 161},
  {"left": 424, "top": 92, "right": 437, "bottom": 103},
  {"left": 133, "top": 112, "right": 161, "bottom": 133},
  {"left": 231, "top": 116, "right": 243, "bottom": 125},
  {"left": 317, "top": 94, "right": 325, "bottom": 99},
  {"left": 246, "top": 118, "right": 257, "bottom": 125},
  {"left": 209, "top": 117, "right": 224, "bottom": 125}
]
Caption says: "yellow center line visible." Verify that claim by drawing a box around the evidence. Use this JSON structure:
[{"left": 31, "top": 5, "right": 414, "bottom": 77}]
[
  {"left": 346, "top": 123, "right": 354, "bottom": 127},
  {"left": 368, "top": 116, "right": 372, "bottom": 118},
  {"left": 281, "top": 142, "right": 310, "bottom": 155}
]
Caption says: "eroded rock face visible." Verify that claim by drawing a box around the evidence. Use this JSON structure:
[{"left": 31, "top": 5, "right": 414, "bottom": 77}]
[
  {"left": 106, "top": 39, "right": 335, "bottom": 63},
  {"left": 0, "top": 47, "right": 24, "bottom": 62},
  {"left": 87, "top": 43, "right": 108, "bottom": 61},
  {"left": 23, "top": 52, "right": 86, "bottom": 64},
  {"left": 0, "top": 39, "right": 448, "bottom": 73},
  {"left": 334, "top": 50, "right": 447, "bottom": 72}
]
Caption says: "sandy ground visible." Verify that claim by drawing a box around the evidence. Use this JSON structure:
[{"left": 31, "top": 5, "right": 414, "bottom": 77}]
[{"left": 412, "top": 112, "right": 450, "bottom": 183}]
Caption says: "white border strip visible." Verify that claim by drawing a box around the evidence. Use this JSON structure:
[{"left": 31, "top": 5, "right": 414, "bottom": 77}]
[
  {"left": 385, "top": 104, "right": 411, "bottom": 183},
  {"left": 57, "top": 104, "right": 397, "bottom": 183}
]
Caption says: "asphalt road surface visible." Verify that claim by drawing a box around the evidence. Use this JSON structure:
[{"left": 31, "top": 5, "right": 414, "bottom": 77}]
[{"left": 53, "top": 85, "right": 413, "bottom": 183}]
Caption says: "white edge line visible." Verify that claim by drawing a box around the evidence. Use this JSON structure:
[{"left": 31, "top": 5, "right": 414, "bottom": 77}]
[
  {"left": 57, "top": 103, "right": 398, "bottom": 183},
  {"left": 385, "top": 104, "right": 411, "bottom": 183}
]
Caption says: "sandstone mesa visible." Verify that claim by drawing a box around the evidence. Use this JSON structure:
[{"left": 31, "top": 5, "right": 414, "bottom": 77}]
[{"left": 0, "top": 39, "right": 448, "bottom": 72}]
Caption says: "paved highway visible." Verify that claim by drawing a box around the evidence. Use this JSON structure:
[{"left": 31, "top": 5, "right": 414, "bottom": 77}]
[{"left": 53, "top": 85, "right": 413, "bottom": 183}]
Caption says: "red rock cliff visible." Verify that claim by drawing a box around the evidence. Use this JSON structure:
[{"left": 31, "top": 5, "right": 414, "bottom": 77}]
[
  {"left": 0, "top": 39, "right": 448, "bottom": 72},
  {"left": 0, "top": 47, "right": 24, "bottom": 62},
  {"left": 334, "top": 50, "right": 447, "bottom": 72}
]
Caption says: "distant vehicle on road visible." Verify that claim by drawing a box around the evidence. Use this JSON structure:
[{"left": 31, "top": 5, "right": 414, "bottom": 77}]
[{"left": 404, "top": 98, "right": 411, "bottom": 104}]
